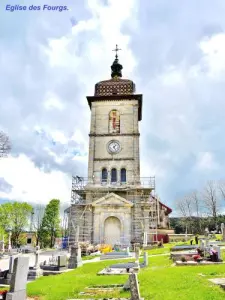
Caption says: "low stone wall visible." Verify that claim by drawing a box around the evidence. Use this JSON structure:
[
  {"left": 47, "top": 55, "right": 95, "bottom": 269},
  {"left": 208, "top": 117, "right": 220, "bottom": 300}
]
[{"left": 168, "top": 234, "right": 194, "bottom": 242}]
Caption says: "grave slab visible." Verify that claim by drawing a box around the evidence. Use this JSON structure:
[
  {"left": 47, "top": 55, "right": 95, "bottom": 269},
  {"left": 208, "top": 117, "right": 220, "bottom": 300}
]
[
  {"left": 98, "top": 267, "right": 139, "bottom": 275},
  {"left": 109, "top": 262, "right": 138, "bottom": 269},
  {"left": 176, "top": 260, "right": 225, "bottom": 266},
  {"left": 209, "top": 278, "right": 225, "bottom": 290}
]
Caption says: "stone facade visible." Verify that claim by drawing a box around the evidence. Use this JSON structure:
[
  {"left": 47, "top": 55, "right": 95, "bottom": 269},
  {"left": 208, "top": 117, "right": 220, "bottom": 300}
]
[
  {"left": 67, "top": 55, "right": 172, "bottom": 246},
  {"left": 87, "top": 100, "right": 140, "bottom": 183}
]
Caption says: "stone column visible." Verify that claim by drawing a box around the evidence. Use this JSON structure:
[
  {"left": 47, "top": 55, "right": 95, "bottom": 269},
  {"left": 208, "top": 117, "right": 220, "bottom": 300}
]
[
  {"left": 2, "top": 235, "right": 5, "bottom": 253},
  {"left": 221, "top": 223, "right": 225, "bottom": 242},
  {"left": 134, "top": 243, "right": 140, "bottom": 269},
  {"left": 27, "top": 246, "right": 43, "bottom": 280},
  {"left": 68, "top": 243, "right": 83, "bottom": 269},
  {"left": 143, "top": 251, "right": 148, "bottom": 267},
  {"left": 143, "top": 232, "right": 147, "bottom": 247},
  {"left": 8, "top": 232, "right": 12, "bottom": 252},
  {"left": 34, "top": 246, "right": 40, "bottom": 269}
]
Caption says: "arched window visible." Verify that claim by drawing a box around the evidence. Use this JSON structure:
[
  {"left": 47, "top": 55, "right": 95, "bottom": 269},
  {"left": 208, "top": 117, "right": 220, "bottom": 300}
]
[
  {"left": 102, "top": 168, "right": 108, "bottom": 183},
  {"left": 109, "top": 110, "right": 120, "bottom": 133},
  {"left": 111, "top": 168, "right": 117, "bottom": 183},
  {"left": 121, "top": 168, "right": 126, "bottom": 183}
]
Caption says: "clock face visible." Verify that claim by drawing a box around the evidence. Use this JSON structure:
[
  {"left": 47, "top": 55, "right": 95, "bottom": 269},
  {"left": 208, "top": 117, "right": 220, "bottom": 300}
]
[{"left": 107, "top": 140, "right": 121, "bottom": 154}]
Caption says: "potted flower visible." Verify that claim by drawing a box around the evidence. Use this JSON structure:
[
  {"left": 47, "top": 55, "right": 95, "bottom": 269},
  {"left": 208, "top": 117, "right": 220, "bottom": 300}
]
[
  {"left": 181, "top": 256, "right": 186, "bottom": 262},
  {"left": 0, "top": 289, "right": 8, "bottom": 300}
]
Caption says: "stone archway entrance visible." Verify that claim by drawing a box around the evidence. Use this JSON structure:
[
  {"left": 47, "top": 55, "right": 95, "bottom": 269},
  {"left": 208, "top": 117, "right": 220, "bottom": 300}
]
[{"left": 104, "top": 216, "right": 121, "bottom": 245}]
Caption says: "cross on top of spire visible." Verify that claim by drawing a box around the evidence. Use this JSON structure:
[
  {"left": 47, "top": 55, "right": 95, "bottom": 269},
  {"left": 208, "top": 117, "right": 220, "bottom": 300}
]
[
  {"left": 111, "top": 44, "right": 123, "bottom": 78},
  {"left": 112, "top": 44, "right": 121, "bottom": 59}
]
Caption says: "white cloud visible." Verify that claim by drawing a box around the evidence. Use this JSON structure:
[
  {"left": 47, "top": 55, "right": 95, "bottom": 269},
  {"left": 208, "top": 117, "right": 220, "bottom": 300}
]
[
  {"left": 0, "top": 155, "right": 71, "bottom": 204},
  {"left": 195, "top": 152, "right": 219, "bottom": 171},
  {"left": 200, "top": 33, "right": 225, "bottom": 78},
  {"left": 0, "top": 0, "right": 137, "bottom": 205},
  {"left": 1, "top": 0, "right": 225, "bottom": 209},
  {"left": 44, "top": 92, "right": 65, "bottom": 111}
]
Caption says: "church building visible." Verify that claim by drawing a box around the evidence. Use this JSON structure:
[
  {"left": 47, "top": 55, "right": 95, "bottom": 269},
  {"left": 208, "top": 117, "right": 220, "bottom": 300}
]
[{"left": 67, "top": 46, "right": 172, "bottom": 246}]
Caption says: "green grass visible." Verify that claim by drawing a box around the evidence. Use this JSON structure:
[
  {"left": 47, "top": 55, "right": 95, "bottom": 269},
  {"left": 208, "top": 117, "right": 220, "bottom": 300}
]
[
  {"left": 27, "top": 248, "right": 225, "bottom": 300},
  {"left": 27, "top": 259, "right": 132, "bottom": 300},
  {"left": 82, "top": 255, "right": 100, "bottom": 261},
  {"left": 139, "top": 255, "right": 225, "bottom": 300}
]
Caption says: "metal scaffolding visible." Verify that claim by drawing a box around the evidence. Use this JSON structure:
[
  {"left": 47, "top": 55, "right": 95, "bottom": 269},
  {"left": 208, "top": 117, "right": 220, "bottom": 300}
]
[{"left": 66, "top": 175, "right": 162, "bottom": 246}]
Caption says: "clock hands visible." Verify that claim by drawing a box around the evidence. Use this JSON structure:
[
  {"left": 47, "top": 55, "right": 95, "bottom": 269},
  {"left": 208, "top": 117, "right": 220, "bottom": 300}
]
[{"left": 108, "top": 141, "right": 120, "bottom": 153}]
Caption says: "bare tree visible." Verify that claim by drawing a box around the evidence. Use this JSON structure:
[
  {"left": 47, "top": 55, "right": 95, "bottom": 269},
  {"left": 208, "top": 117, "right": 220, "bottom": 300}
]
[
  {"left": 202, "top": 181, "right": 219, "bottom": 227},
  {"left": 218, "top": 180, "right": 225, "bottom": 203},
  {"left": 0, "top": 131, "right": 11, "bottom": 157},
  {"left": 175, "top": 194, "right": 194, "bottom": 233},
  {"left": 32, "top": 205, "right": 45, "bottom": 246},
  {"left": 190, "top": 190, "right": 203, "bottom": 233}
]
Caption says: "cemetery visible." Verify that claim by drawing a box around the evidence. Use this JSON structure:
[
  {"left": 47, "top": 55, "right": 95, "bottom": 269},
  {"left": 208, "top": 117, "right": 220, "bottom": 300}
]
[
  {"left": 1, "top": 23, "right": 225, "bottom": 300},
  {"left": 0, "top": 233, "right": 224, "bottom": 299}
]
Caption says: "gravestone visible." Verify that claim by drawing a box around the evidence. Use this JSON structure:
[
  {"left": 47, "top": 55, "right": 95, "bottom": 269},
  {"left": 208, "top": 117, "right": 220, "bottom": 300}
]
[
  {"left": 6, "top": 256, "right": 29, "bottom": 300},
  {"left": 6, "top": 256, "right": 14, "bottom": 283},
  {"left": 8, "top": 232, "right": 12, "bottom": 252},
  {"left": 214, "top": 246, "right": 221, "bottom": 260},
  {"left": 143, "top": 252, "right": 148, "bottom": 267},
  {"left": 129, "top": 273, "right": 141, "bottom": 300},
  {"left": 221, "top": 223, "right": 225, "bottom": 242},
  {"left": 200, "top": 240, "right": 204, "bottom": 250},
  {"left": 134, "top": 244, "right": 140, "bottom": 261},
  {"left": 58, "top": 255, "right": 67, "bottom": 268},
  {"left": 143, "top": 232, "right": 147, "bottom": 247},
  {"left": 68, "top": 243, "right": 82, "bottom": 269},
  {"left": 28, "top": 246, "right": 43, "bottom": 280}
]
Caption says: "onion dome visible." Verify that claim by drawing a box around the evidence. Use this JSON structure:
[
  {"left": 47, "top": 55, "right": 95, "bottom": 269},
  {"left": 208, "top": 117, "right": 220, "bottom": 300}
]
[{"left": 94, "top": 45, "right": 136, "bottom": 96}]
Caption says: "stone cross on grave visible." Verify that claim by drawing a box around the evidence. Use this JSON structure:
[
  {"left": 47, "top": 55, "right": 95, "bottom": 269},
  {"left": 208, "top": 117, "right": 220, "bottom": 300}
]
[{"left": 34, "top": 246, "right": 40, "bottom": 269}]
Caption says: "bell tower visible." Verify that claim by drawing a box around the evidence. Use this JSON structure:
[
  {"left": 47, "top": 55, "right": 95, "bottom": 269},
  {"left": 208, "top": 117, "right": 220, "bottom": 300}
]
[
  {"left": 86, "top": 45, "right": 143, "bottom": 186},
  {"left": 67, "top": 46, "right": 166, "bottom": 247}
]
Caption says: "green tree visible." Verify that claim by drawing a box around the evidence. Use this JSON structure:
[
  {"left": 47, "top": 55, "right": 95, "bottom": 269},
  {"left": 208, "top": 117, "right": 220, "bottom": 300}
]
[
  {"left": 40, "top": 199, "right": 60, "bottom": 248},
  {"left": 0, "top": 202, "right": 33, "bottom": 246}
]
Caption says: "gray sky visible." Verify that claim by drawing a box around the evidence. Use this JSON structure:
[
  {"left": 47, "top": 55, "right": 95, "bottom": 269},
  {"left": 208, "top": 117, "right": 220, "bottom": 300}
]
[{"left": 0, "top": 0, "right": 225, "bottom": 212}]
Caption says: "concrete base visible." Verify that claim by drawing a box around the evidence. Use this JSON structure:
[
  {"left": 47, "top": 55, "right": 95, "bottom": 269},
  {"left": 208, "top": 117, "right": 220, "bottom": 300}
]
[
  {"left": 100, "top": 255, "right": 132, "bottom": 260},
  {"left": 209, "top": 278, "right": 225, "bottom": 290},
  {"left": 43, "top": 269, "right": 69, "bottom": 276},
  {"left": 170, "top": 251, "right": 197, "bottom": 262},
  {"left": 67, "top": 298, "right": 144, "bottom": 300},
  {"left": 98, "top": 267, "right": 139, "bottom": 275},
  {"left": 68, "top": 260, "right": 83, "bottom": 269},
  {"left": 176, "top": 260, "right": 224, "bottom": 266},
  {"left": 41, "top": 265, "right": 67, "bottom": 271},
  {"left": 27, "top": 268, "right": 43, "bottom": 280},
  {"left": 6, "top": 290, "right": 26, "bottom": 300}
]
